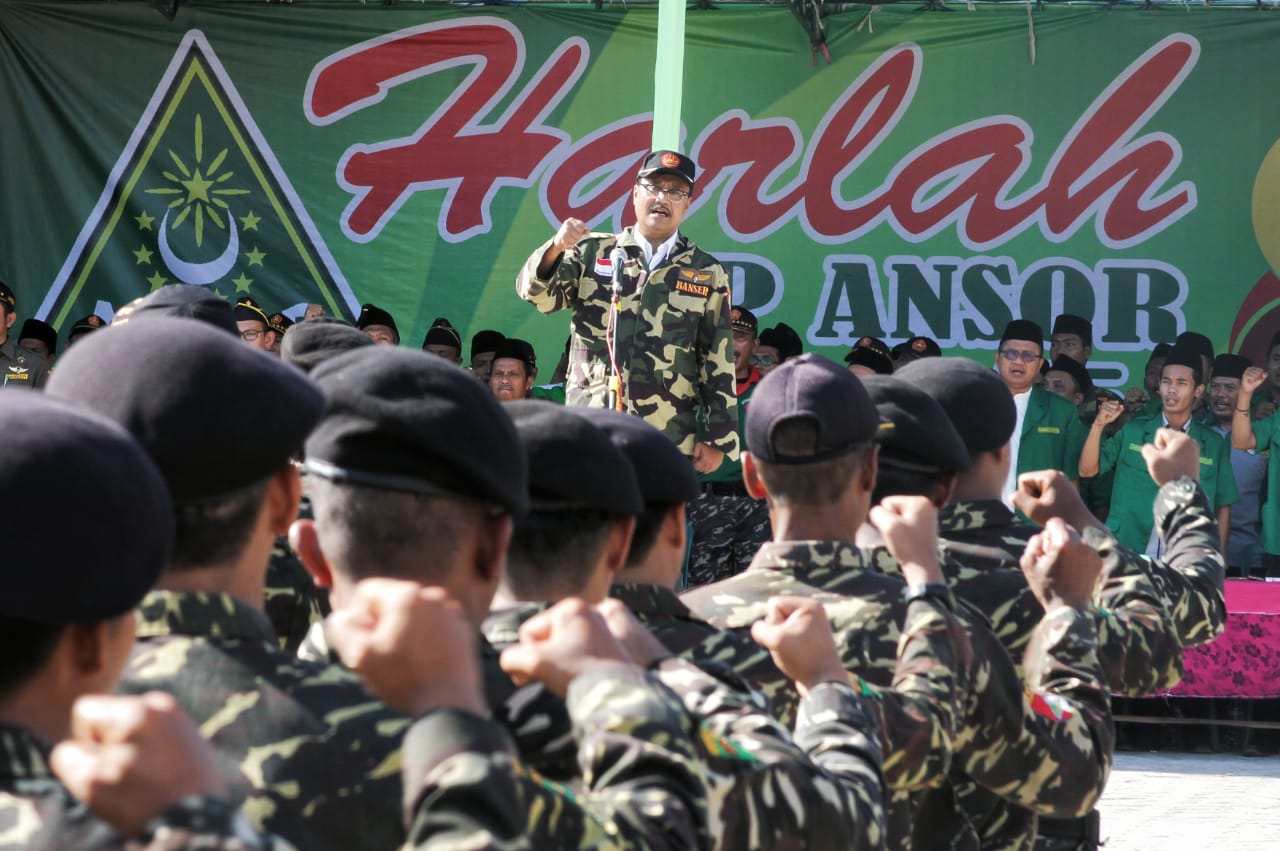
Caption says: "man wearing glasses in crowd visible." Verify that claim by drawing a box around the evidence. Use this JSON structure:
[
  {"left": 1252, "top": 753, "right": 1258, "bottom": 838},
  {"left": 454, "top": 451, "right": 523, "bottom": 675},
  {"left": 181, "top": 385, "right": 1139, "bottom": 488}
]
[
  {"left": 233, "top": 297, "right": 277, "bottom": 354},
  {"left": 995, "top": 319, "right": 1088, "bottom": 501},
  {"left": 516, "top": 150, "right": 738, "bottom": 476}
]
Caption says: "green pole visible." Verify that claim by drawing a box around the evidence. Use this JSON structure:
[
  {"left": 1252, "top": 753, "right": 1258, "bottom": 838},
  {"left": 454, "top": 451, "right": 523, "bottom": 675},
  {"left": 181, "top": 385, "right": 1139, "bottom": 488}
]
[{"left": 652, "top": 0, "right": 686, "bottom": 151}]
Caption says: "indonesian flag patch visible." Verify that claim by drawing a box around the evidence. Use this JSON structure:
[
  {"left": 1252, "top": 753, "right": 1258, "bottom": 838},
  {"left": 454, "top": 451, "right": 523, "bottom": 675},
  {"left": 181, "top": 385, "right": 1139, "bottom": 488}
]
[
  {"left": 1027, "top": 689, "right": 1075, "bottom": 722},
  {"left": 593, "top": 256, "right": 614, "bottom": 278}
]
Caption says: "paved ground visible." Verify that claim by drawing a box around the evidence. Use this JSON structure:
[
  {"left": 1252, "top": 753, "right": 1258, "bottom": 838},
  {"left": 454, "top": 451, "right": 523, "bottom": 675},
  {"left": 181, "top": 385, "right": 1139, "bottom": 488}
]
[{"left": 1097, "top": 752, "right": 1280, "bottom": 850}]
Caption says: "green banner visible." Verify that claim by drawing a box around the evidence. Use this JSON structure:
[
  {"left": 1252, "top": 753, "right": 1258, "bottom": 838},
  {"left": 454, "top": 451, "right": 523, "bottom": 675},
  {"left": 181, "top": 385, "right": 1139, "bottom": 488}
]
[{"left": 2, "top": 2, "right": 1279, "bottom": 387}]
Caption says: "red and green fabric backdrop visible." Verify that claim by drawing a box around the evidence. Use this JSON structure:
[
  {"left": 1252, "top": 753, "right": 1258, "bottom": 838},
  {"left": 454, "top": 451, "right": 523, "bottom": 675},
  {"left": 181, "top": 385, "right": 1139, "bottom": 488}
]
[{"left": 2, "top": 2, "right": 1279, "bottom": 385}]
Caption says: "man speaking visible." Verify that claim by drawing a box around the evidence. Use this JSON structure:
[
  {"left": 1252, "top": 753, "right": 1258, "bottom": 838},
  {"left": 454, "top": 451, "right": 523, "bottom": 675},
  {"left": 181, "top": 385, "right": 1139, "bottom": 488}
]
[{"left": 516, "top": 150, "right": 737, "bottom": 473}]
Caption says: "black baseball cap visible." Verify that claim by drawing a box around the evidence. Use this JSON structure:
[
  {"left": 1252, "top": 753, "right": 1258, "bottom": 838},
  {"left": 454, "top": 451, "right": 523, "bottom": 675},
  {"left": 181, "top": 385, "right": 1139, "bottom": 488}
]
[
  {"left": 746, "top": 354, "right": 884, "bottom": 464},
  {"left": 637, "top": 150, "right": 696, "bottom": 187},
  {"left": 731, "top": 306, "right": 758, "bottom": 337}
]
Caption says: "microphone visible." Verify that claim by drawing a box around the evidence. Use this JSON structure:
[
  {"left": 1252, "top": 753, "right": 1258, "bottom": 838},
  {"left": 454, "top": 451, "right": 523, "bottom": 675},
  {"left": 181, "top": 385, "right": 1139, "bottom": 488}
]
[{"left": 610, "top": 247, "right": 627, "bottom": 295}]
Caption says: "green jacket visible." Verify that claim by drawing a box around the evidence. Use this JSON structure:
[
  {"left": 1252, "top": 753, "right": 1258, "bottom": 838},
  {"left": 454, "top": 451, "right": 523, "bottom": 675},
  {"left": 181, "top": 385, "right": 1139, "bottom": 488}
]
[
  {"left": 1250, "top": 414, "right": 1280, "bottom": 554},
  {"left": 1015, "top": 386, "right": 1089, "bottom": 480}
]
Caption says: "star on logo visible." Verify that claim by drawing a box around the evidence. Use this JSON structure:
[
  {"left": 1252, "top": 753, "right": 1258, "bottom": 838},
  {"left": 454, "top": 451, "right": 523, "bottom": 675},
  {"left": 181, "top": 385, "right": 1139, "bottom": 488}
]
[
  {"left": 146, "top": 271, "right": 168, "bottom": 291},
  {"left": 133, "top": 245, "right": 154, "bottom": 265},
  {"left": 244, "top": 246, "right": 266, "bottom": 267},
  {"left": 232, "top": 273, "right": 254, "bottom": 293},
  {"left": 239, "top": 210, "right": 261, "bottom": 231},
  {"left": 135, "top": 211, "right": 155, "bottom": 231}
]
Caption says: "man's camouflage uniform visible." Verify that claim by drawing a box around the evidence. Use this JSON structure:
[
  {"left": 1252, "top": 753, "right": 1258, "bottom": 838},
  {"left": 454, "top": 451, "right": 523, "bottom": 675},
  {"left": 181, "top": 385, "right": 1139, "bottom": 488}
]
[
  {"left": 119, "top": 591, "right": 410, "bottom": 851},
  {"left": 484, "top": 602, "right": 888, "bottom": 851},
  {"left": 0, "top": 723, "right": 292, "bottom": 851},
  {"left": 516, "top": 228, "right": 738, "bottom": 459},
  {"left": 682, "top": 540, "right": 1114, "bottom": 851},
  {"left": 263, "top": 492, "right": 329, "bottom": 655},
  {"left": 399, "top": 663, "right": 706, "bottom": 851}
]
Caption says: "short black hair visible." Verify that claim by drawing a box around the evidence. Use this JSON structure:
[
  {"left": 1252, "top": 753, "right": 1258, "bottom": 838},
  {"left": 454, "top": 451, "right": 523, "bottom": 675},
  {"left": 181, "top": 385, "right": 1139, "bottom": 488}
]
[
  {"left": 506, "top": 509, "right": 614, "bottom": 599},
  {"left": 0, "top": 614, "right": 64, "bottom": 699},
  {"left": 170, "top": 479, "right": 270, "bottom": 571},
  {"left": 872, "top": 454, "right": 951, "bottom": 506},
  {"left": 308, "top": 478, "right": 480, "bottom": 583},
  {"left": 625, "top": 504, "right": 678, "bottom": 568},
  {"left": 753, "top": 419, "right": 867, "bottom": 507}
]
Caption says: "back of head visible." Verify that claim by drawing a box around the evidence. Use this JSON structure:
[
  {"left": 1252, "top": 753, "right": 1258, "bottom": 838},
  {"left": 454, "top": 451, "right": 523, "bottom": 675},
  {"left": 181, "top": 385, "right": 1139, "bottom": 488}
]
[
  {"left": 0, "top": 393, "right": 172, "bottom": 695},
  {"left": 745, "top": 354, "right": 881, "bottom": 506},
  {"left": 280, "top": 317, "right": 374, "bottom": 375},
  {"left": 896, "top": 356, "right": 1016, "bottom": 461},
  {"left": 504, "top": 401, "right": 643, "bottom": 598},
  {"left": 305, "top": 346, "right": 528, "bottom": 583},
  {"left": 111, "top": 285, "right": 238, "bottom": 336},
  {"left": 861, "top": 375, "right": 969, "bottom": 505}
]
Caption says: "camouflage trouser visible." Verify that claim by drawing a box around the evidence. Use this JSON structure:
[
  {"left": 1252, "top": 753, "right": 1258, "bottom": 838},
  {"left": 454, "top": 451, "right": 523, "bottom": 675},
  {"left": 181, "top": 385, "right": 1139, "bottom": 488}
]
[{"left": 684, "top": 490, "right": 771, "bottom": 589}]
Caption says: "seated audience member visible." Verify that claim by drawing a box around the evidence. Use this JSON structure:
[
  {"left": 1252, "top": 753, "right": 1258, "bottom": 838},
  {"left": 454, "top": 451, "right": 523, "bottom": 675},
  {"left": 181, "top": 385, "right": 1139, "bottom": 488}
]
[
  {"left": 489, "top": 338, "right": 538, "bottom": 401},
  {"left": 469, "top": 329, "right": 505, "bottom": 382},
  {"left": 422, "top": 319, "right": 463, "bottom": 364},
  {"left": 356, "top": 303, "right": 400, "bottom": 346}
]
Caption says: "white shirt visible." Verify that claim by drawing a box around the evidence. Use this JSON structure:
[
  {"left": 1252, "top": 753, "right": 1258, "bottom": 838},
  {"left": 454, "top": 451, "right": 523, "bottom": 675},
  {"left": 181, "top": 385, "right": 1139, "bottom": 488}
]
[
  {"left": 1003, "top": 389, "right": 1032, "bottom": 503},
  {"left": 633, "top": 230, "right": 680, "bottom": 271}
]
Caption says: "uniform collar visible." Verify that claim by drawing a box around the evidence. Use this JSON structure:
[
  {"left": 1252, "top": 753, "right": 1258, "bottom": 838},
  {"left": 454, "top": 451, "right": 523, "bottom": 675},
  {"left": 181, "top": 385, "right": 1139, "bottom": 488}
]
[
  {"left": 940, "top": 499, "right": 1015, "bottom": 532},
  {"left": 135, "top": 590, "right": 276, "bottom": 644},
  {"left": 610, "top": 582, "right": 695, "bottom": 620},
  {"left": 0, "top": 723, "right": 54, "bottom": 782}
]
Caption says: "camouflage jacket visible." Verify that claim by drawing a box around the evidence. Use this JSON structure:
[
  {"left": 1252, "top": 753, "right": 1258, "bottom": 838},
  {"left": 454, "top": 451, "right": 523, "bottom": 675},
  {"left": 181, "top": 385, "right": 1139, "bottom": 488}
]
[
  {"left": 302, "top": 613, "right": 579, "bottom": 785},
  {"left": 400, "top": 663, "right": 707, "bottom": 851},
  {"left": 488, "top": 598, "right": 888, "bottom": 851},
  {"left": 516, "top": 227, "right": 738, "bottom": 458},
  {"left": 936, "top": 499, "right": 1182, "bottom": 695},
  {"left": 121, "top": 591, "right": 410, "bottom": 851},
  {"left": 263, "top": 492, "right": 329, "bottom": 656},
  {"left": 682, "top": 541, "right": 1114, "bottom": 850},
  {"left": 0, "top": 723, "right": 291, "bottom": 851}
]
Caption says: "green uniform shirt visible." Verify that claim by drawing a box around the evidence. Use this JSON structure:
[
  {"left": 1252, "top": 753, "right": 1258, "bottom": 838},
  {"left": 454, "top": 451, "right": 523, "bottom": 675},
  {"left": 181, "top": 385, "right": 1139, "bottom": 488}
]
[
  {"left": 1250, "top": 414, "right": 1280, "bottom": 554},
  {"left": 1096, "top": 415, "right": 1238, "bottom": 552},
  {"left": 1015, "top": 386, "right": 1089, "bottom": 480}
]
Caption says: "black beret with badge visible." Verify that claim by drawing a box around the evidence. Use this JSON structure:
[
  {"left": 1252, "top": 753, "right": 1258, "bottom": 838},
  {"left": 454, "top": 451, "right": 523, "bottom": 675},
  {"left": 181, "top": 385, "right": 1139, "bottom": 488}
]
[
  {"left": 306, "top": 346, "right": 529, "bottom": 516},
  {"left": 890, "top": 335, "right": 942, "bottom": 361},
  {"left": 47, "top": 317, "right": 323, "bottom": 504},
  {"left": 897, "top": 356, "right": 1017, "bottom": 457},
  {"left": 861, "top": 375, "right": 971, "bottom": 473},
  {"left": 113, "top": 284, "right": 238, "bottom": 335},
  {"left": 572, "top": 408, "right": 700, "bottom": 506},
  {"left": 507, "top": 399, "right": 643, "bottom": 516},
  {"left": 746, "top": 353, "right": 884, "bottom": 464},
  {"left": 0, "top": 392, "right": 173, "bottom": 623},
  {"left": 68, "top": 314, "right": 106, "bottom": 343},
  {"left": 280, "top": 317, "right": 374, "bottom": 375}
]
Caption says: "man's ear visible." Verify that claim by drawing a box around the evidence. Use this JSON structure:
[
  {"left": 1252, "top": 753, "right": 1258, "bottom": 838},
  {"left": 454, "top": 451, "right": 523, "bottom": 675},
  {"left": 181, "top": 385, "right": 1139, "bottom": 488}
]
[
  {"left": 265, "top": 465, "right": 302, "bottom": 535},
  {"left": 742, "top": 452, "right": 768, "bottom": 500},
  {"left": 290, "top": 518, "right": 333, "bottom": 589},
  {"left": 603, "top": 516, "right": 638, "bottom": 578},
  {"left": 474, "top": 513, "right": 514, "bottom": 585}
]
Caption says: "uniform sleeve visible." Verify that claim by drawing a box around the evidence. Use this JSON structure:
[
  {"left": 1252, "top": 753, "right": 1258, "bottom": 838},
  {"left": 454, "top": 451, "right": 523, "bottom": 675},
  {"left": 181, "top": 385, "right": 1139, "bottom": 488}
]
[
  {"left": 1213, "top": 436, "right": 1239, "bottom": 508},
  {"left": 566, "top": 662, "right": 709, "bottom": 851},
  {"left": 1080, "top": 525, "right": 1185, "bottom": 695},
  {"left": 399, "top": 709, "right": 530, "bottom": 851},
  {"left": 1097, "top": 425, "right": 1123, "bottom": 476},
  {"left": 1063, "top": 406, "right": 1089, "bottom": 479},
  {"left": 954, "top": 605, "right": 1112, "bottom": 819},
  {"left": 649, "top": 656, "right": 886, "bottom": 851},
  {"left": 515, "top": 236, "right": 588, "bottom": 315},
  {"left": 1149, "top": 476, "right": 1228, "bottom": 646},
  {"left": 695, "top": 264, "right": 740, "bottom": 459},
  {"left": 1253, "top": 412, "right": 1276, "bottom": 451},
  {"left": 137, "top": 798, "right": 298, "bottom": 851}
]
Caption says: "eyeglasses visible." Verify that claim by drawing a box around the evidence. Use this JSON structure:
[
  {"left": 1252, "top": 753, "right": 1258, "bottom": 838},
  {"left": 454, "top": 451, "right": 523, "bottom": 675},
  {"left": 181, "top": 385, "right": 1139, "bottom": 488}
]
[
  {"left": 240, "top": 329, "right": 264, "bottom": 342},
  {"left": 637, "top": 181, "right": 691, "bottom": 202},
  {"left": 750, "top": 354, "right": 778, "bottom": 367},
  {"left": 998, "top": 349, "right": 1042, "bottom": 364}
]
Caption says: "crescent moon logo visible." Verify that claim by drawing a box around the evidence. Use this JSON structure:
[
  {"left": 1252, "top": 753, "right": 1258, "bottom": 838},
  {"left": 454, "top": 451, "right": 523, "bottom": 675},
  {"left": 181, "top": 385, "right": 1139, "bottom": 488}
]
[{"left": 157, "top": 211, "right": 240, "bottom": 285}]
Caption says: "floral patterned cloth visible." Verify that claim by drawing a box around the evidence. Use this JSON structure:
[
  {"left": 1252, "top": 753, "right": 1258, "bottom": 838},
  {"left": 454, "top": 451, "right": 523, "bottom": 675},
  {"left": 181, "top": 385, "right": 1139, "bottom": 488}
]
[{"left": 1166, "top": 580, "right": 1280, "bottom": 698}]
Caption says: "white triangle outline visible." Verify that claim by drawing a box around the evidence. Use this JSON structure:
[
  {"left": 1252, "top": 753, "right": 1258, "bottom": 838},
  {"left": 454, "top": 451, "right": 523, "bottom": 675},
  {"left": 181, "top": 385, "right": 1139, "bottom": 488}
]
[{"left": 40, "top": 29, "right": 357, "bottom": 321}]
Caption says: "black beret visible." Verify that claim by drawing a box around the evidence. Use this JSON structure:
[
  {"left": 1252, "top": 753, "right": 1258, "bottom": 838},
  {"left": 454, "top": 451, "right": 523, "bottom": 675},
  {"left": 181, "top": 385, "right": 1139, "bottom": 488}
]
[
  {"left": 280, "top": 317, "right": 374, "bottom": 375},
  {"left": 862, "top": 375, "right": 970, "bottom": 474},
  {"left": 1000, "top": 319, "right": 1045, "bottom": 348},
  {"left": 1163, "top": 341, "right": 1205, "bottom": 378},
  {"left": 68, "top": 314, "right": 107, "bottom": 340},
  {"left": 1045, "top": 356, "right": 1093, "bottom": 394},
  {"left": 423, "top": 323, "right": 463, "bottom": 351},
  {"left": 47, "top": 318, "right": 323, "bottom": 503},
  {"left": 356, "top": 303, "right": 399, "bottom": 336},
  {"left": 1051, "top": 314, "right": 1093, "bottom": 346},
  {"left": 507, "top": 400, "right": 643, "bottom": 515},
  {"left": 897, "top": 357, "right": 1017, "bottom": 455},
  {"left": 1174, "top": 331, "right": 1214, "bottom": 368},
  {"left": 306, "top": 346, "right": 528, "bottom": 516},
  {"left": 747, "top": 354, "right": 882, "bottom": 464},
  {"left": 1149, "top": 342, "right": 1173, "bottom": 361},
  {"left": 0, "top": 393, "right": 172, "bottom": 623},
  {"left": 18, "top": 319, "right": 57, "bottom": 354},
  {"left": 471, "top": 329, "right": 505, "bottom": 362},
  {"left": 1212, "top": 353, "right": 1250, "bottom": 381},
  {"left": 844, "top": 345, "right": 894, "bottom": 375},
  {"left": 0, "top": 280, "right": 14, "bottom": 310},
  {"left": 572, "top": 408, "right": 700, "bottom": 506},
  {"left": 731, "top": 306, "right": 758, "bottom": 337},
  {"left": 492, "top": 337, "right": 536, "bottom": 372},
  {"left": 890, "top": 336, "right": 942, "bottom": 359},
  {"left": 115, "top": 284, "right": 238, "bottom": 335}
]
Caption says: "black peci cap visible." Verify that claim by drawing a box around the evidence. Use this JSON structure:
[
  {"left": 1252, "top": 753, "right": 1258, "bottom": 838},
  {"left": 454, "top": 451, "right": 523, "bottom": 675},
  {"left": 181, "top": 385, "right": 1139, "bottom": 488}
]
[
  {"left": 506, "top": 400, "right": 643, "bottom": 515},
  {"left": 1051, "top": 314, "right": 1093, "bottom": 347},
  {"left": 861, "top": 375, "right": 971, "bottom": 474},
  {"left": 491, "top": 337, "right": 536, "bottom": 373},
  {"left": 1000, "top": 319, "right": 1045, "bottom": 348},
  {"left": 572, "top": 408, "right": 699, "bottom": 506},
  {"left": 746, "top": 354, "right": 883, "bottom": 464},
  {"left": 1174, "top": 332, "right": 1214, "bottom": 369},
  {"left": 356, "top": 303, "right": 399, "bottom": 338},
  {"left": 1164, "top": 340, "right": 1205, "bottom": 378},
  {"left": 1045, "top": 356, "right": 1094, "bottom": 395},
  {"left": 280, "top": 317, "right": 374, "bottom": 375},
  {"left": 0, "top": 393, "right": 173, "bottom": 623},
  {"left": 757, "top": 323, "right": 803, "bottom": 361},
  {"left": 47, "top": 318, "right": 323, "bottom": 503},
  {"left": 18, "top": 319, "right": 57, "bottom": 355},
  {"left": 897, "top": 356, "right": 1017, "bottom": 456},
  {"left": 470, "top": 329, "right": 506, "bottom": 362},
  {"left": 1212, "top": 353, "right": 1250, "bottom": 381},
  {"left": 306, "top": 346, "right": 528, "bottom": 516},
  {"left": 423, "top": 323, "right": 463, "bottom": 352}
]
